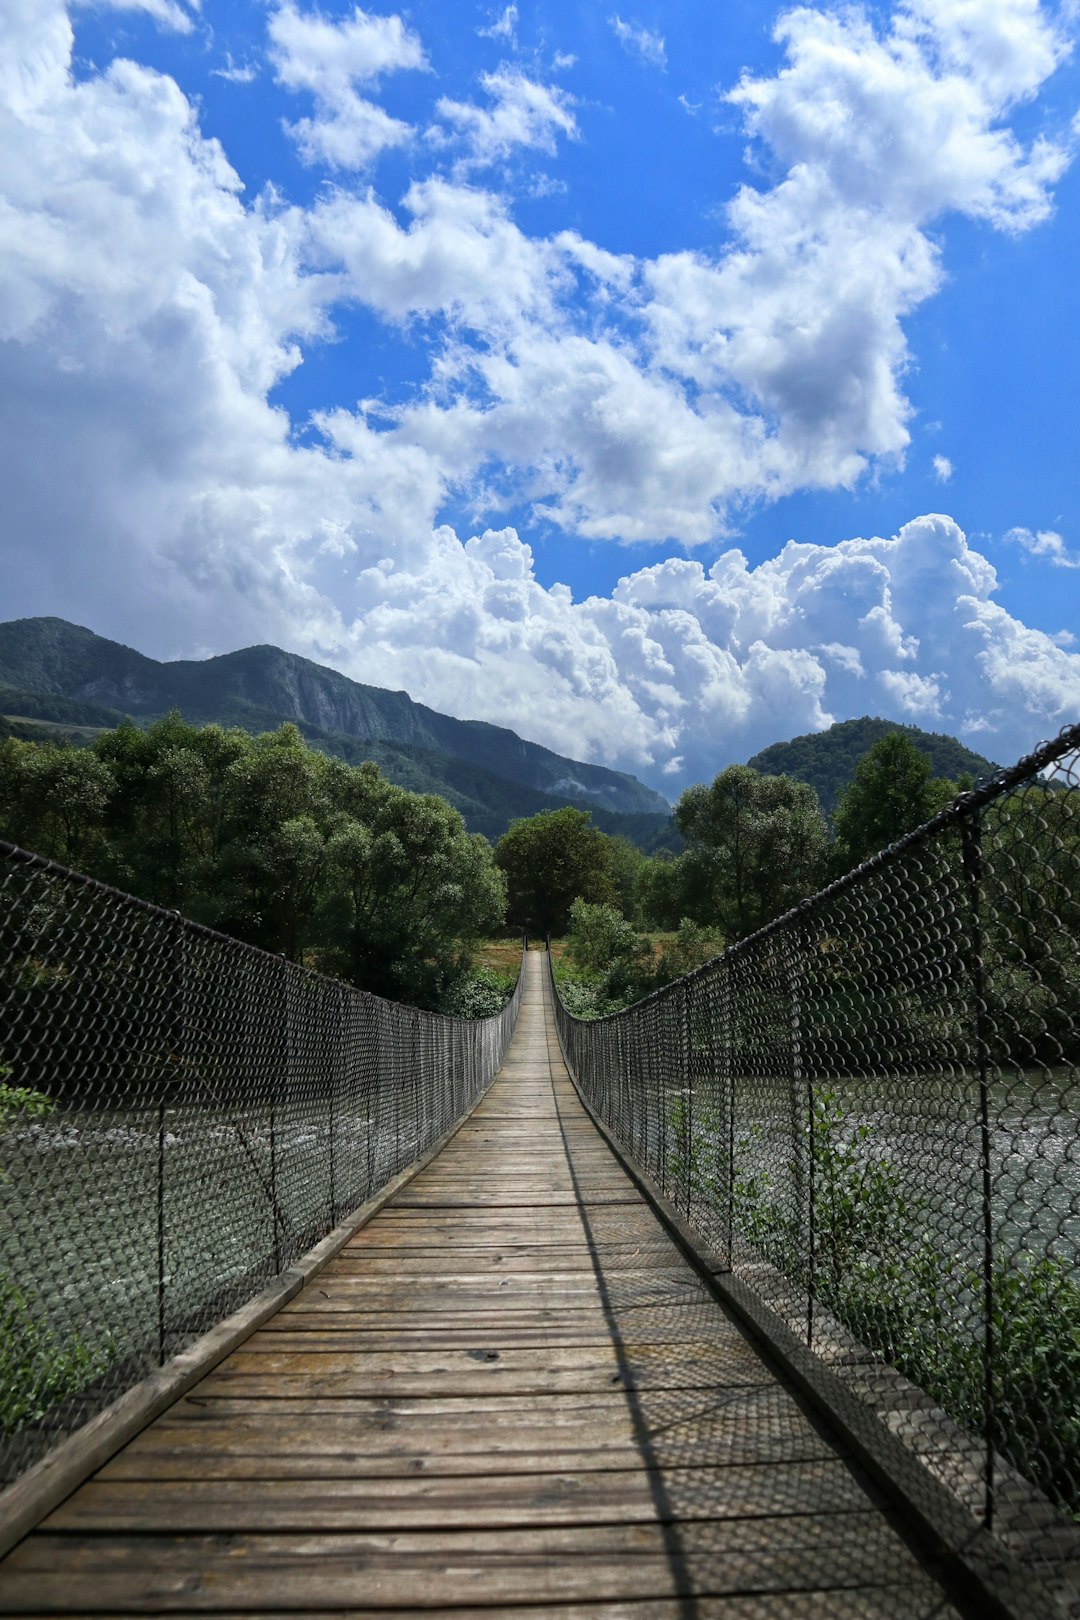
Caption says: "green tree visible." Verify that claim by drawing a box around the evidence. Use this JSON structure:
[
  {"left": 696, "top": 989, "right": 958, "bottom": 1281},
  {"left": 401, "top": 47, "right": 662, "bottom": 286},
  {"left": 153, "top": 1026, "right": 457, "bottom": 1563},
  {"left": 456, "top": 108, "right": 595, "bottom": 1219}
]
[
  {"left": 634, "top": 848, "right": 697, "bottom": 930},
  {"left": 0, "top": 741, "right": 113, "bottom": 869},
  {"left": 831, "top": 732, "right": 956, "bottom": 869},
  {"left": 605, "top": 835, "right": 649, "bottom": 924},
  {"left": 495, "top": 808, "right": 616, "bottom": 936},
  {"left": 565, "top": 899, "right": 651, "bottom": 981},
  {"left": 1, "top": 718, "right": 509, "bottom": 1009},
  {"left": 213, "top": 725, "right": 333, "bottom": 953},
  {"left": 674, "top": 766, "right": 828, "bottom": 939},
  {"left": 654, "top": 917, "right": 725, "bottom": 984},
  {"left": 321, "top": 763, "right": 506, "bottom": 1006},
  {"left": 96, "top": 714, "right": 250, "bottom": 908}
]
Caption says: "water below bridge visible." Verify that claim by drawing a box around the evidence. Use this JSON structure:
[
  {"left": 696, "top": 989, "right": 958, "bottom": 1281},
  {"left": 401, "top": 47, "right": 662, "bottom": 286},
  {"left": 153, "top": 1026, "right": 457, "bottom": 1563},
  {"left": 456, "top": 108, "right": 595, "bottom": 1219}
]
[{"left": 0, "top": 952, "right": 978, "bottom": 1616}]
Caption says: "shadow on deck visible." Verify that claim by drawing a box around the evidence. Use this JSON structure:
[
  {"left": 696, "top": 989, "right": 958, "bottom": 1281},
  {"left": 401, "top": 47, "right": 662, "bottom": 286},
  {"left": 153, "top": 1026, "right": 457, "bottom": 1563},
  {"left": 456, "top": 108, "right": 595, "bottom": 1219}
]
[{"left": 0, "top": 953, "right": 975, "bottom": 1616}]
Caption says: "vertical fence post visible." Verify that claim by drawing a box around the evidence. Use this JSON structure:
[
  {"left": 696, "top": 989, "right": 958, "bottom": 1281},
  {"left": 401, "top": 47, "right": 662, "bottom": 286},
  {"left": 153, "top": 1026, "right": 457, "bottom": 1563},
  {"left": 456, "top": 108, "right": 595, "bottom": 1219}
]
[
  {"left": 683, "top": 980, "right": 694, "bottom": 1220},
  {"left": 793, "top": 926, "right": 815, "bottom": 1350},
  {"left": 328, "top": 984, "right": 339, "bottom": 1230},
  {"left": 160, "top": 914, "right": 184, "bottom": 1366},
  {"left": 723, "top": 956, "right": 735, "bottom": 1275},
  {"left": 157, "top": 1095, "right": 167, "bottom": 1366},
  {"left": 962, "top": 808, "right": 996, "bottom": 1533},
  {"left": 367, "top": 999, "right": 376, "bottom": 1201},
  {"left": 270, "top": 958, "right": 286, "bottom": 1276}
]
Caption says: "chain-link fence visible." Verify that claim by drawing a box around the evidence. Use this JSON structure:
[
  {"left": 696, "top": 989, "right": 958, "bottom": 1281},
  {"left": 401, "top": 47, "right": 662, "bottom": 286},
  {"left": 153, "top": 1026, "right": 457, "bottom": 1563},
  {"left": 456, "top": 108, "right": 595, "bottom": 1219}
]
[
  {"left": 553, "top": 724, "right": 1080, "bottom": 1597},
  {"left": 0, "top": 841, "right": 523, "bottom": 1487}
]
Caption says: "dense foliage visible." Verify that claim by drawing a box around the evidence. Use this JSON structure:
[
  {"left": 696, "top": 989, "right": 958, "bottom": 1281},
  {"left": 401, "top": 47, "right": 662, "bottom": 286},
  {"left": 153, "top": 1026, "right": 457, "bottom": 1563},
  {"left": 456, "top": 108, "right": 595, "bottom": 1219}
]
[
  {"left": 674, "top": 765, "right": 830, "bottom": 939},
  {"left": 553, "top": 904, "right": 724, "bottom": 1017},
  {"left": 747, "top": 716, "right": 997, "bottom": 815},
  {"left": 831, "top": 732, "right": 961, "bottom": 868},
  {"left": 0, "top": 717, "right": 506, "bottom": 1008},
  {"left": 723, "top": 1086, "right": 1080, "bottom": 1517},
  {"left": 495, "top": 807, "right": 617, "bottom": 936}
]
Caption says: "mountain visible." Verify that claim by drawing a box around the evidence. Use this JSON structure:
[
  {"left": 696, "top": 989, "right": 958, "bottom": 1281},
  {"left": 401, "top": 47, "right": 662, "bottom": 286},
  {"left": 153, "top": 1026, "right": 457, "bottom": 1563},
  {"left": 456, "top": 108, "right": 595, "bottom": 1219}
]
[
  {"left": 746, "top": 717, "right": 1000, "bottom": 816},
  {"left": 0, "top": 617, "right": 675, "bottom": 843}
]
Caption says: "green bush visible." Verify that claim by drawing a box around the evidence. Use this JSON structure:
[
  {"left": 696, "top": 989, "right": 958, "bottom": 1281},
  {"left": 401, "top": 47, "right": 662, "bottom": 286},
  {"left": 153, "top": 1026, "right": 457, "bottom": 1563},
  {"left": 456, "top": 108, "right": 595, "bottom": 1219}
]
[
  {"left": 441, "top": 966, "right": 515, "bottom": 1018},
  {"left": 713, "top": 1085, "right": 1080, "bottom": 1516},
  {"left": 0, "top": 1277, "right": 109, "bottom": 1437},
  {"left": 0, "top": 1074, "right": 111, "bottom": 1438}
]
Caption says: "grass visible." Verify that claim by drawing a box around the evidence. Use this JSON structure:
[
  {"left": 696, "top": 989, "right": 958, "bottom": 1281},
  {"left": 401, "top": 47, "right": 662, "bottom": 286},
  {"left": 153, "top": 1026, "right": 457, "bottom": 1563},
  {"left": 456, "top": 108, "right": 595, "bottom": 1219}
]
[{"left": 475, "top": 936, "right": 530, "bottom": 974}]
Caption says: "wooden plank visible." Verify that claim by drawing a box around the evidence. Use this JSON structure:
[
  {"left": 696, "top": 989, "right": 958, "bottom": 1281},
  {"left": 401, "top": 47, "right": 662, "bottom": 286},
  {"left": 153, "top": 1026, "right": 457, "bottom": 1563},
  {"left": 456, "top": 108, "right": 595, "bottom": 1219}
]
[
  {"left": 0, "top": 1518, "right": 960, "bottom": 1609},
  {"left": 239, "top": 1317, "right": 750, "bottom": 1351},
  {"left": 319, "top": 1247, "right": 683, "bottom": 1274},
  {"left": 194, "top": 1341, "right": 778, "bottom": 1399},
  {"left": 44, "top": 1459, "right": 871, "bottom": 1532},
  {"left": 0, "top": 1597, "right": 968, "bottom": 1619},
  {"left": 0, "top": 950, "right": 965, "bottom": 1619}
]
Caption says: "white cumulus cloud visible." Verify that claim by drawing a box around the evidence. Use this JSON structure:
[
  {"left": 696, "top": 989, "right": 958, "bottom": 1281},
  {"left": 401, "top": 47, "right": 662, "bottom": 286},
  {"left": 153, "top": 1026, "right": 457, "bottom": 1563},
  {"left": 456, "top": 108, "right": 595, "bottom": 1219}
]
[
  {"left": 73, "top": 0, "right": 200, "bottom": 33},
  {"left": 478, "top": 5, "right": 517, "bottom": 44},
  {"left": 269, "top": 3, "right": 428, "bottom": 169},
  {"left": 1004, "top": 526, "right": 1080, "bottom": 567},
  {"left": 1, "top": 2, "right": 1078, "bottom": 799},
  {"left": 433, "top": 67, "right": 577, "bottom": 168}
]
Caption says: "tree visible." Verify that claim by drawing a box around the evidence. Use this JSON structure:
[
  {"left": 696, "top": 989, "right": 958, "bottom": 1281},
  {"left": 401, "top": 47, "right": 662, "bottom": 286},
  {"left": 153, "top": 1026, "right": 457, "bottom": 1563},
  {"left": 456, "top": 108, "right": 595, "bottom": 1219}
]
[
  {"left": 0, "top": 740, "right": 113, "bottom": 869},
  {"left": 605, "top": 835, "right": 649, "bottom": 924},
  {"left": 565, "top": 899, "right": 650, "bottom": 981},
  {"left": 95, "top": 713, "right": 249, "bottom": 909},
  {"left": 831, "top": 733, "right": 956, "bottom": 869},
  {"left": 321, "top": 766, "right": 506, "bottom": 1006},
  {"left": 674, "top": 765, "right": 828, "bottom": 940},
  {"left": 212, "top": 723, "right": 333, "bottom": 953},
  {"left": 0, "top": 718, "right": 513, "bottom": 1009},
  {"left": 494, "top": 808, "right": 616, "bottom": 936}
]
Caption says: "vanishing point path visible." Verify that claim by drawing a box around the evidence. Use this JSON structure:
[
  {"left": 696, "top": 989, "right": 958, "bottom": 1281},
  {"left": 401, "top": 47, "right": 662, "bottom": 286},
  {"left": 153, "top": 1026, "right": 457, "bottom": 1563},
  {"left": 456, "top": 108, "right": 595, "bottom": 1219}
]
[{"left": 0, "top": 952, "right": 970, "bottom": 1616}]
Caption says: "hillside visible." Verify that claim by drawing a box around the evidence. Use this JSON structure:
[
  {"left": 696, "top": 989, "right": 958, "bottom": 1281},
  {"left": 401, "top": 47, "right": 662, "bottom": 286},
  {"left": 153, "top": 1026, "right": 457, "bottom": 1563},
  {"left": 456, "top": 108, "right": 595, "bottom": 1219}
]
[
  {"left": 747, "top": 717, "right": 1000, "bottom": 815},
  {"left": 0, "top": 617, "right": 676, "bottom": 846}
]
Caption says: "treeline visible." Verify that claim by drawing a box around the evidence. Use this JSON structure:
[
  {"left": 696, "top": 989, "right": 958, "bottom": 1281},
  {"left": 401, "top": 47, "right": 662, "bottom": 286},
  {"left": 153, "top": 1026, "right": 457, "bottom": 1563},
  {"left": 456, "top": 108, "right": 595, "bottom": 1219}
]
[
  {"left": 496, "top": 734, "right": 977, "bottom": 1014},
  {"left": 0, "top": 720, "right": 979, "bottom": 1015},
  {"left": 746, "top": 716, "right": 998, "bottom": 816},
  {"left": 0, "top": 715, "right": 505, "bottom": 1009},
  {"left": 5, "top": 719, "right": 1073, "bottom": 1043}
]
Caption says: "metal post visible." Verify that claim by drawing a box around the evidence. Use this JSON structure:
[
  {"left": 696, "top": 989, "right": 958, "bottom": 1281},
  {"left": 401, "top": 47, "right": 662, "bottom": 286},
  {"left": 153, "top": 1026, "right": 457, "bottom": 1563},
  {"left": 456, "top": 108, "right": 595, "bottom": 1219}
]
[
  {"left": 723, "top": 957, "right": 735, "bottom": 1274},
  {"left": 328, "top": 986, "right": 339, "bottom": 1229},
  {"left": 683, "top": 981, "right": 694, "bottom": 1220},
  {"left": 157, "top": 1097, "right": 166, "bottom": 1366},
  {"left": 963, "top": 810, "right": 996, "bottom": 1532},
  {"left": 160, "top": 916, "right": 184, "bottom": 1366},
  {"left": 791, "top": 929, "right": 814, "bottom": 1348},
  {"left": 270, "top": 959, "right": 285, "bottom": 1276}
]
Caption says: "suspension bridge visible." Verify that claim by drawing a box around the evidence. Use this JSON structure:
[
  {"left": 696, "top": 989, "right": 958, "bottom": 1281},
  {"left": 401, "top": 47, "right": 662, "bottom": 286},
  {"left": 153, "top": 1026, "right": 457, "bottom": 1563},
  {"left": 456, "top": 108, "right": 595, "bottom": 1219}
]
[{"left": 1, "top": 723, "right": 1079, "bottom": 1615}]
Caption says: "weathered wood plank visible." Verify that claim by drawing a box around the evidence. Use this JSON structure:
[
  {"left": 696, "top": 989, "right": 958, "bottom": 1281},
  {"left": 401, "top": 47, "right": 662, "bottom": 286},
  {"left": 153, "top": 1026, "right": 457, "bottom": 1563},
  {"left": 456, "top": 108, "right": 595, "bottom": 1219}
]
[
  {"left": 0, "top": 951, "right": 964, "bottom": 1618},
  {"left": 194, "top": 1342, "right": 778, "bottom": 1399},
  {"left": 0, "top": 1518, "right": 959, "bottom": 1609},
  {"left": 45, "top": 1460, "right": 872, "bottom": 1532}
]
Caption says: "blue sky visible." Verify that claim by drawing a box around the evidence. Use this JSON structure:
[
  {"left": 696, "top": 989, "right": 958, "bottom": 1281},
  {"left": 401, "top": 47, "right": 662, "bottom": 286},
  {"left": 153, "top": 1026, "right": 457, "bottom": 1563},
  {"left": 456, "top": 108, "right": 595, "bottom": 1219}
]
[{"left": 1, "top": 0, "right": 1078, "bottom": 795}]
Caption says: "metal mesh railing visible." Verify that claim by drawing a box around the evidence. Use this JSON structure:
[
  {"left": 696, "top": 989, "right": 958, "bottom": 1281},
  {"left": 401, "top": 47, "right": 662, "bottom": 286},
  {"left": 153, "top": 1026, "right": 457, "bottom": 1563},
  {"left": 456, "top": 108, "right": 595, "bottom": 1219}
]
[
  {"left": 553, "top": 724, "right": 1080, "bottom": 1592},
  {"left": 0, "top": 842, "right": 523, "bottom": 1486}
]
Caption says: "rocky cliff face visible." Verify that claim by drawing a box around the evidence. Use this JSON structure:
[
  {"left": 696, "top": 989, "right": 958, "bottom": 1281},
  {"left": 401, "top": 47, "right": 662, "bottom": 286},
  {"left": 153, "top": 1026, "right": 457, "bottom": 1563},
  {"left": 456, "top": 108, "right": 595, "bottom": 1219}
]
[{"left": 0, "top": 617, "right": 670, "bottom": 817}]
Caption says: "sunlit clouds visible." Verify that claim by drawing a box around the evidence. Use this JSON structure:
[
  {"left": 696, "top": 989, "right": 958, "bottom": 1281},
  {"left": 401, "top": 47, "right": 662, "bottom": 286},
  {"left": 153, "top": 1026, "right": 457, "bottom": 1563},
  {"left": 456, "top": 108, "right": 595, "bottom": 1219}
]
[{"left": 1, "top": 0, "right": 1077, "bottom": 793}]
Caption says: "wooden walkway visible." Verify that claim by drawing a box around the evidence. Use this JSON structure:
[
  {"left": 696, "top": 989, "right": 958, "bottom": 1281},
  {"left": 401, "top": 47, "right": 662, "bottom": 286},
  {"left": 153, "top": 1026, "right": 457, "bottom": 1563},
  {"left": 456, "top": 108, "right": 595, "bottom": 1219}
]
[{"left": 0, "top": 952, "right": 968, "bottom": 1616}]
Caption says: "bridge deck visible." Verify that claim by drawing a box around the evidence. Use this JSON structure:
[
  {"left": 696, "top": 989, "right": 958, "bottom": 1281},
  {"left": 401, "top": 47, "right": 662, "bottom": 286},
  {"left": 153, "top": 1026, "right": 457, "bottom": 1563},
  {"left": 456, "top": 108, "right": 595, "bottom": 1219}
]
[{"left": 0, "top": 952, "right": 966, "bottom": 1616}]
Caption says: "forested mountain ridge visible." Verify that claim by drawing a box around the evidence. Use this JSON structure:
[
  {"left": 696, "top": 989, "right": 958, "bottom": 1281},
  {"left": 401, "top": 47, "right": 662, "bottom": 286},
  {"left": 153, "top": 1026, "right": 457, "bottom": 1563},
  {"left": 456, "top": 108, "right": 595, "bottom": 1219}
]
[
  {"left": 747, "top": 717, "right": 1000, "bottom": 815},
  {"left": 0, "top": 618, "right": 671, "bottom": 837}
]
